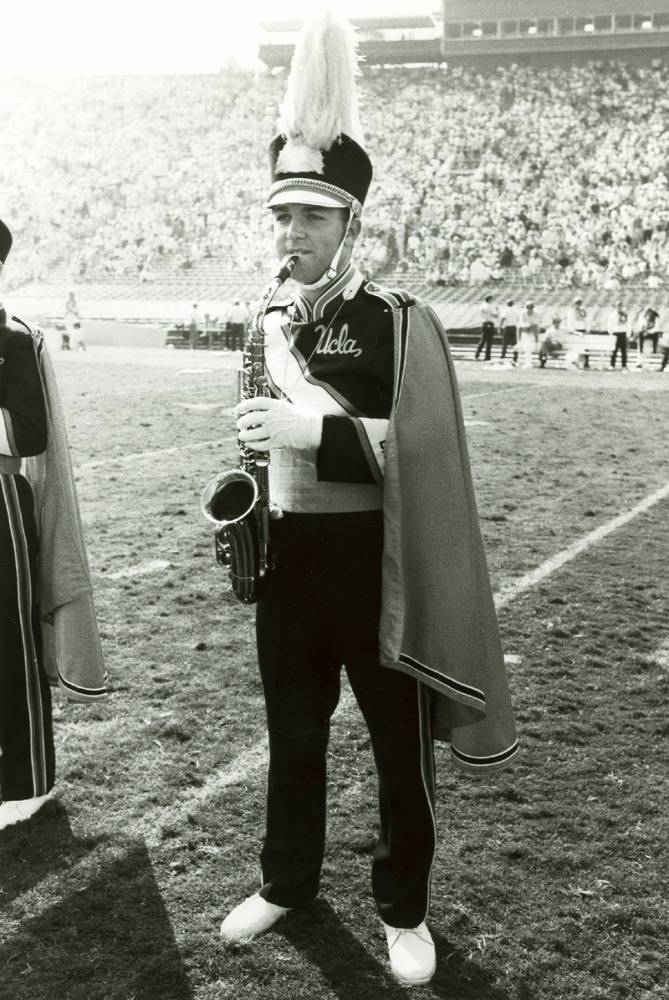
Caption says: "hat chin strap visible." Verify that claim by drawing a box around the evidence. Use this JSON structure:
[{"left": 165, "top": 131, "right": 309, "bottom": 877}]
[{"left": 298, "top": 211, "right": 352, "bottom": 291}]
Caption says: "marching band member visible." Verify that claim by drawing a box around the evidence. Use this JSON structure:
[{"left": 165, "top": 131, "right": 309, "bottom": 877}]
[
  {"left": 0, "top": 219, "right": 106, "bottom": 831},
  {"left": 218, "top": 13, "right": 518, "bottom": 986},
  {"left": 517, "top": 300, "right": 540, "bottom": 368},
  {"left": 565, "top": 295, "right": 589, "bottom": 367}
]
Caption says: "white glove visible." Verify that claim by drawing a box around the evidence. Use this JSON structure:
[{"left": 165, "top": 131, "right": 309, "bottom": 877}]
[{"left": 236, "top": 397, "right": 323, "bottom": 452}]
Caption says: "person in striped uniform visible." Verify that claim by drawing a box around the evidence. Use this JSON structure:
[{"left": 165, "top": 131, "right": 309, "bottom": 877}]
[
  {"left": 0, "top": 219, "right": 54, "bottom": 827},
  {"left": 217, "top": 13, "right": 518, "bottom": 986},
  {"left": 0, "top": 218, "right": 106, "bottom": 831}
]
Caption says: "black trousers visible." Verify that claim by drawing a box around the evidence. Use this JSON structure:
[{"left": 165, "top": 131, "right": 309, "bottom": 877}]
[
  {"left": 639, "top": 331, "right": 659, "bottom": 354},
  {"left": 475, "top": 321, "right": 495, "bottom": 360},
  {"left": 256, "top": 511, "right": 436, "bottom": 928},
  {"left": 500, "top": 325, "right": 517, "bottom": 359},
  {"left": 229, "top": 323, "right": 245, "bottom": 352},
  {"left": 610, "top": 333, "right": 628, "bottom": 368},
  {"left": 0, "top": 475, "right": 55, "bottom": 801}
]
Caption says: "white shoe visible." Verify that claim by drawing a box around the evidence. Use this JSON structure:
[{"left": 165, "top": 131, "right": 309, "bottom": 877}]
[
  {"left": 220, "top": 893, "right": 291, "bottom": 942},
  {"left": 0, "top": 790, "right": 53, "bottom": 831},
  {"left": 384, "top": 921, "right": 436, "bottom": 985}
]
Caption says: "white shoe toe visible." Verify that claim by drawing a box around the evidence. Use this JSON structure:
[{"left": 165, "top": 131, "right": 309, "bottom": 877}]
[
  {"left": 0, "top": 790, "right": 54, "bottom": 831},
  {"left": 220, "top": 893, "right": 290, "bottom": 942},
  {"left": 384, "top": 921, "right": 436, "bottom": 985}
]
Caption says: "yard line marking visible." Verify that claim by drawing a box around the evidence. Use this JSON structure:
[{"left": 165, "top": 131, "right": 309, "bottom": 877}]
[
  {"left": 462, "top": 386, "right": 525, "bottom": 401},
  {"left": 72, "top": 388, "right": 519, "bottom": 474},
  {"left": 142, "top": 737, "right": 269, "bottom": 848},
  {"left": 646, "top": 639, "right": 669, "bottom": 671},
  {"left": 139, "top": 689, "right": 356, "bottom": 848},
  {"left": 1, "top": 697, "right": 356, "bottom": 929},
  {"left": 178, "top": 402, "right": 229, "bottom": 411},
  {"left": 75, "top": 437, "right": 235, "bottom": 472},
  {"left": 107, "top": 559, "right": 171, "bottom": 581},
  {"left": 495, "top": 479, "right": 669, "bottom": 610},
  {"left": 6, "top": 484, "right": 669, "bottom": 930}
]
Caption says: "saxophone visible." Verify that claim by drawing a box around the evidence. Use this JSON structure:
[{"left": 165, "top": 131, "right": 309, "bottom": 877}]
[{"left": 201, "top": 254, "right": 298, "bottom": 604}]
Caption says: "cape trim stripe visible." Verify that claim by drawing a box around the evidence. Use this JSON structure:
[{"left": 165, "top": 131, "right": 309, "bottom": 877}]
[
  {"left": 395, "top": 301, "right": 410, "bottom": 405},
  {"left": 450, "top": 741, "right": 520, "bottom": 768},
  {"left": 399, "top": 653, "right": 486, "bottom": 707},
  {"left": 417, "top": 683, "right": 437, "bottom": 922},
  {"left": 58, "top": 672, "right": 109, "bottom": 700}
]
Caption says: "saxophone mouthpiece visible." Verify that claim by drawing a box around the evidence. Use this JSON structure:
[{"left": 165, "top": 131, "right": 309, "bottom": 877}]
[{"left": 275, "top": 254, "right": 299, "bottom": 284}]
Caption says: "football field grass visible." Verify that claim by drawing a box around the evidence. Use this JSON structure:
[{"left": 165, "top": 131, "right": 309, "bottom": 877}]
[{"left": 1, "top": 346, "right": 668, "bottom": 1000}]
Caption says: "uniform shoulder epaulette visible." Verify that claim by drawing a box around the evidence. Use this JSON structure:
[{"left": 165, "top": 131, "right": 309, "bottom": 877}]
[{"left": 362, "top": 279, "right": 415, "bottom": 310}]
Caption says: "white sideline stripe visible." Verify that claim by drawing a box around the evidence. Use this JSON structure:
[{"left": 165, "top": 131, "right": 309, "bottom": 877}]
[
  {"left": 463, "top": 386, "right": 525, "bottom": 400},
  {"left": 142, "top": 737, "right": 269, "bottom": 849},
  {"left": 495, "top": 479, "right": 669, "bottom": 610},
  {"left": 647, "top": 639, "right": 669, "bottom": 670},
  {"left": 141, "top": 689, "right": 356, "bottom": 848},
  {"left": 6, "top": 483, "right": 668, "bottom": 928},
  {"left": 75, "top": 437, "right": 235, "bottom": 472},
  {"left": 3, "top": 700, "right": 355, "bottom": 927},
  {"left": 70, "top": 387, "right": 516, "bottom": 475},
  {"left": 107, "top": 559, "right": 171, "bottom": 581}
]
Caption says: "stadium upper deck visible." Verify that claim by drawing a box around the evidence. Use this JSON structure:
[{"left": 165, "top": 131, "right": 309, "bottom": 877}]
[{"left": 259, "top": 2, "right": 669, "bottom": 67}]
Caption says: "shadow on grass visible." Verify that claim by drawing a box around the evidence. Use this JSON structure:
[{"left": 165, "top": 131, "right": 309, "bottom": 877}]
[
  {"left": 278, "top": 903, "right": 516, "bottom": 1000},
  {"left": 278, "top": 899, "right": 409, "bottom": 1000},
  {"left": 428, "top": 928, "right": 517, "bottom": 1000},
  {"left": 0, "top": 835, "right": 192, "bottom": 1000},
  {"left": 0, "top": 799, "right": 105, "bottom": 905}
]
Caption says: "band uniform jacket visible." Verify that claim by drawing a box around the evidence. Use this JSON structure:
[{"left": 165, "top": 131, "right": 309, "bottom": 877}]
[{"left": 263, "top": 269, "right": 518, "bottom": 773}]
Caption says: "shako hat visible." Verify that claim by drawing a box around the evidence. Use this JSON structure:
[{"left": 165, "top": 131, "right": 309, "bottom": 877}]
[
  {"left": 0, "top": 219, "right": 12, "bottom": 264},
  {"left": 267, "top": 11, "right": 372, "bottom": 216}
]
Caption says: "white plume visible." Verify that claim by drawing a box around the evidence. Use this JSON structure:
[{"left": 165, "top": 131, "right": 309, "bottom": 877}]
[
  {"left": 278, "top": 9, "right": 364, "bottom": 152},
  {"left": 275, "top": 141, "right": 325, "bottom": 175}
]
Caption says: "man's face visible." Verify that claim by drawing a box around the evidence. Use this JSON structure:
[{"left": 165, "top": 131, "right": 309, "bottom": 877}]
[{"left": 271, "top": 203, "right": 351, "bottom": 285}]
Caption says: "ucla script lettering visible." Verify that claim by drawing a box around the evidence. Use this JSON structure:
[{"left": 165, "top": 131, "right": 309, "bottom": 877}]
[{"left": 315, "top": 322, "right": 362, "bottom": 359}]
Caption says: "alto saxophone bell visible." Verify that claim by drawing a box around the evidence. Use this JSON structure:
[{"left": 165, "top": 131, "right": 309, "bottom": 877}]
[{"left": 201, "top": 469, "right": 259, "bottom": 529}]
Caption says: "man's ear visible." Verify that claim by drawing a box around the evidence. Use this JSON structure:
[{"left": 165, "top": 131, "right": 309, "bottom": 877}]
[{"left": 346, "top": 215, "right": 362, "bottom": 247}]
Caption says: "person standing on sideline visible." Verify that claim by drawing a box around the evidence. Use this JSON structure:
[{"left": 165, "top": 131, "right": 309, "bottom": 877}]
[
  {"left": 64, "top": 291, "right": 85, "bottom": 351},
  {"left": 499, "top": 298, "right": 519, "bottom": 364},
  {"left": 0, "top": 220, "right": 107, "bottom": 831},
  {"left": 634, "top": 305, "right": 660, "bottom": 368},
  {"left": 565, "top": 296, "right": 589, "bottom": 367},
  {"left": 658, "top": 327, "right": 669, "bottom": 372},
  {"left": 517, "top": 300, "right": 540, "bottom": 368},
  {"left": 61, "top": 292, "right": 86, "bottom": 351},
  {"left": 474, "top": 293, "right": 498, "bottom": 361},
  {"left": 214, "top": 13, "right": 518, "bottom": 987},
  {"left": 226, "top": 299, "right": 248, "bottom": 352},
  {"left": 607, "top": 300, "right": 631, "bottom": 370},
  {"left": 188, "top": 303, "right": 200, "bottom": 350}
]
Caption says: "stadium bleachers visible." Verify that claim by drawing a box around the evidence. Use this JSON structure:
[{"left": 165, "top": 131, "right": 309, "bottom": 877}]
[{"left": 3, "top": 60, "right": 669, "bottom": 330}]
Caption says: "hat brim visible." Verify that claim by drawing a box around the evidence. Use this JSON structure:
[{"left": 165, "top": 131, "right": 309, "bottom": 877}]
[{"left": 267, "top": 186, "right": 350, "bottom": 210}]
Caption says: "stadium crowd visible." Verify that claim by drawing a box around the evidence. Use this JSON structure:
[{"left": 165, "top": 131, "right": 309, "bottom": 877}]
[{"left": 2, "top": 59, "right": 669, "bottom": 290}]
